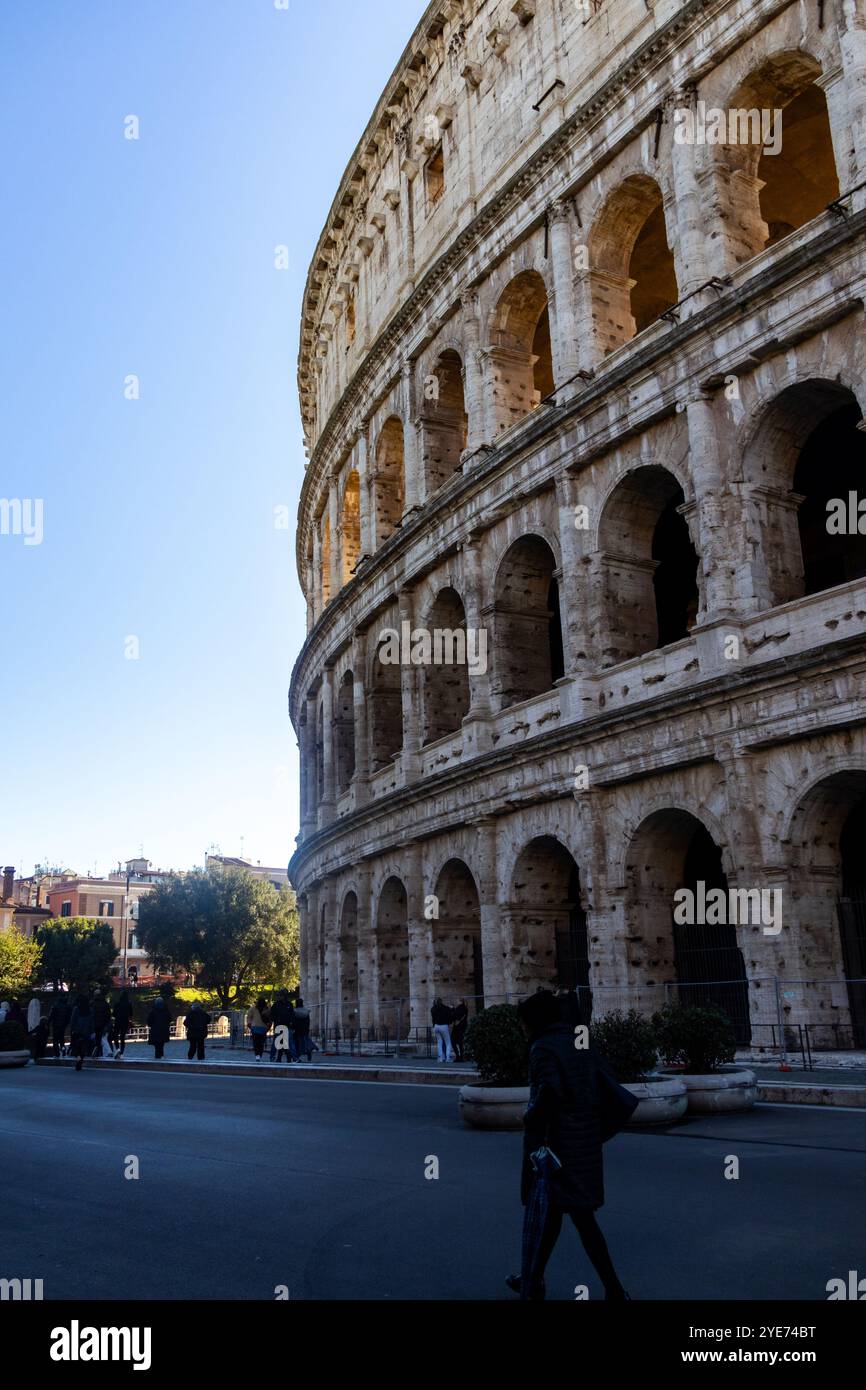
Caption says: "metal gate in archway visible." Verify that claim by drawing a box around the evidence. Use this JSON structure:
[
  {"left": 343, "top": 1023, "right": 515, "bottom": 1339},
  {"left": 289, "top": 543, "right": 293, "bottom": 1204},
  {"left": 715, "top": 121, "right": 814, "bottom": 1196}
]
[{"left": 837, "top": 896, "right": 866, "bottom": 1047}]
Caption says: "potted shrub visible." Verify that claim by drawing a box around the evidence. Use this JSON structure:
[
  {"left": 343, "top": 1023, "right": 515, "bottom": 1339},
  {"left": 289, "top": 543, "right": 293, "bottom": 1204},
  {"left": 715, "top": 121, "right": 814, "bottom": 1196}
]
[
  {"left": 458, "top": 1004, "right": 529, "bottom": 1130},
  {"left": 652, "top": 1003, "right": 756, "bottom": 1113},
  {"left": 592, "top": 1009, "right": 687, "bottom": 1125},
  {"left": 0, "top": 1020, "right": 31, "bottom": 1068}
]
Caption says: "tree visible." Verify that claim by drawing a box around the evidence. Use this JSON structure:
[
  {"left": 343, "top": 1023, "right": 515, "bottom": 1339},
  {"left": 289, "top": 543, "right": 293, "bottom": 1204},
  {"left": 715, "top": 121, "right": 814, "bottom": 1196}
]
[
  {"left": 137, "top": 868, "right": 299, "bottom": 1007},
  {"left": 34, "top": 918, "right": 117, "bottom": 992},
  {"left": 0, "top": 928, "right": 43, "bottom": 995}
]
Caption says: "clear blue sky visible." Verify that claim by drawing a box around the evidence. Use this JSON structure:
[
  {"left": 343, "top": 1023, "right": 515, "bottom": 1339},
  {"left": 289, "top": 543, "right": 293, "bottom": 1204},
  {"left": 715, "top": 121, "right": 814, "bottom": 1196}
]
[{"left": 1, "top": 0, "right": 414, "bottom": 879}]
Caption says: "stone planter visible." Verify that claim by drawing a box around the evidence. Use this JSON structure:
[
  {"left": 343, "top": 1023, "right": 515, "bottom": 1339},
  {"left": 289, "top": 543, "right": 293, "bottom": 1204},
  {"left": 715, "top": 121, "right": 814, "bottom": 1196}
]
[
  {"left": 459, "top": 1083, "right": 529, "bottom": 1130},
  {"left": 624, "top": 1078, "right": 688, "bottom": 1125},
  {"left": 666, "top": 1068, "right": 757, "bottom": 1114},
  {"left": 0, "top": 1050, "right": 31, "bottom": 1069}
]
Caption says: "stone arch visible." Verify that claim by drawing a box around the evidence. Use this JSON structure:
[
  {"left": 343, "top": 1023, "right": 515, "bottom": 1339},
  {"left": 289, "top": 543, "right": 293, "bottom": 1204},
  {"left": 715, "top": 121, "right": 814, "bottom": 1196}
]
[
  {"left": 487, "top": 269, "right": 553, "bottom": 436},
  {"left": 711, "top": 50, "right": 839, "bottom": 266},
  {"left": 739, "top": 378, "right": 866, "bottom": 608},
  {"left": 506, "top": 835, "right": 590, "bottom": 1001},
  {"left": 368, "top": 623, "right": 403, "bottom": 772},
  {"left": 420, "top": 349, "right": 468, "bottom": 493},
  {"left": 421, "top": 586, "right": 470, "bottom": 745},
  {"left": 596, "top": 465, "right": 699, "bottom": 666},
  {"left": 432, "top": 858, "right": 484, "bottom": 1010},
  {"left": 334, "top": 669, "right": 355, "bottom": 794},
  {"left": 375, "top": 875, "right": 410, "bottom": 1035},
  {"left": 373, "top": 417, "right": 405, "bottom": 545},
  {"left": 783, "top": 767, "right": 866, "bottom": 1045},
  {"left": 339, "top": 889, "right": 359, "bottom": 1031},
  {"left": 491, "top": 534, "right": 564, "bottom": 710},
  {"left": 624, "top": 807, "right": 751, "bottom": 1041},
  {"left": 340, "top": 470, "right": 361, "bottom": 584},
  {"left": 586, "top": 173, "right": 678, "bottom": 357}
]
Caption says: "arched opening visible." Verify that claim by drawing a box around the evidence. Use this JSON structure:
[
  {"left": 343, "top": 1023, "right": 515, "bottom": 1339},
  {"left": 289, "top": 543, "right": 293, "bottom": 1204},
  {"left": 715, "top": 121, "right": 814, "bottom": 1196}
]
[
  {"left": 341, "top": 471, "right": 361, "bottom": 585},
  {"left": 368, "top": 626, "right": 403, "bottom": 772},
  {"left": 597, "top": 466, "right": 699, "bottom": 666},
  {"left": 433, "top": 859, "right": 484, "bottom": 1011},
  {"left": 315, "top": 697, "right": 325, "bottom": 805},
  {"left": 625, "top": 809, "right": 750, "bottom": 1041},
  {"left": 787, "top": 769, "right": 866, "bottom": 1047},
  {"left": 376, "top": 876, "right": 409, "bottom": 1037},
  {"left": 740, "top": 380, "right": 866, "bottom": 609},
  {"left": 335, "top": 670, "right": 355, "bottom": 794},
  {"left": 421, "top": 588, "right": 470, "bottom": 744},
  {"left": 339, "top": 891, "right": 359, "bottom": 1032},
  {"left": 492, "top": 535, "right": 563, "bottom": 709},
  {"left": 587, "top": 175, "right": 678, "bottom": 356},
  {"left": 421, "top": 350, "right": 468, "bottom": 493},
  {"left": 488, "top": 270, "right": 553, "bottom": 435},
  {"left": 713, "top": 53, "right": 839, "bottom": 266},
  {"left": 507, "top": 836, "right": 590, "bottom": 1007},
  {"left": 374, "top": 417, "right": 405, "bottom": 545}
]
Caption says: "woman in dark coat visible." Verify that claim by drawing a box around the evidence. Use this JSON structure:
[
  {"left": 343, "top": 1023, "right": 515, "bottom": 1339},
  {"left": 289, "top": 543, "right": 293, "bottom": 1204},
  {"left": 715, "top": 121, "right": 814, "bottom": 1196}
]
[
  {"left": 509, "top": 989, "right": 631, "bottom": 1301},
  {"left": 147, "top": 997, "right": 172, "bottom": 1059},
  {"left": 69, "top": 994, "right": 94, "bottom": 1073},
  {"left": 113, "top": 991, "right": 133, "bottom": 1057}
]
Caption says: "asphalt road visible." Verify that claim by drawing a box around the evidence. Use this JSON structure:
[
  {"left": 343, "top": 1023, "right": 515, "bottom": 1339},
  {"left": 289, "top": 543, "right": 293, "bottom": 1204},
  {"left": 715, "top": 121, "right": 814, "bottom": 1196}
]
[{"left": 2, "top": 1067, "right": 864, "bottom": 1301}]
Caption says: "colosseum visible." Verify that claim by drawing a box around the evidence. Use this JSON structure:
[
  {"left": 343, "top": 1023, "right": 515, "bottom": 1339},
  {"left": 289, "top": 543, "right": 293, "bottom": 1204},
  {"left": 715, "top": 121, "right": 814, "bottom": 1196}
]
[{"left": 289, "top": 0, "right": 866, "bottom": 1054}]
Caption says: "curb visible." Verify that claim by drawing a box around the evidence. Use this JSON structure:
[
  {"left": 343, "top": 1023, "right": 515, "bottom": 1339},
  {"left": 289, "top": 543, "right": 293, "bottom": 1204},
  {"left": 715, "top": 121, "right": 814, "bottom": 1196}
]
[
  {"left": 34, "top": 1057, "right": 473, "bottom": 1087},
  {"left": 757, "top": 1081, "right": 866, "bottom": 1108}
]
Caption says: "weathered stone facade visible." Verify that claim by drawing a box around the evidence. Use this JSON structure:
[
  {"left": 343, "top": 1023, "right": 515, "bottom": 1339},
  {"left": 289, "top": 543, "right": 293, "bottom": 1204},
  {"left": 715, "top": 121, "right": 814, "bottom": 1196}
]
[{"left": 290, "top": 0, "right": 866, "bottom": 1047}]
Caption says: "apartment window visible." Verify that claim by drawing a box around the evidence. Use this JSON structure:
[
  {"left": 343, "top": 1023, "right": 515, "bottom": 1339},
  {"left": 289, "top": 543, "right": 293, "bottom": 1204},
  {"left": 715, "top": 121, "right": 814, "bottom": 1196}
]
[
  {"left": 425, "top": 146, "right": 445, "bottom": 208},
  {"left": 99, "top": 899, "right": 115, "bottom": 917},
  {"left": 61, "top": 901, "right": 71, "bottom": 917}
]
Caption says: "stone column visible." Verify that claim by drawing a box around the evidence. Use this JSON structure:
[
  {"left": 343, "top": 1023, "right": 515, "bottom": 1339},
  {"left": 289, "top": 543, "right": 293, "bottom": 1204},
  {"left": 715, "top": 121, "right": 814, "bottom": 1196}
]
[
  {"left": 319, "top": 665, "right": 335, "bottom": 826},
  {"left": 321, "top": 877, "right": 340, "bottom": 1036},
  {"left": 474, "top": 818, "right": 506, "bottom": 1004},
  {"left": 357, "top": 420, "right": 374, "bottom": 556},
  {"left": 554, "top": 471, "right": 598, "bottom": 723},
  {"left": 402, "top": 362, "right": 422, "bottom": 514},
  {"left": 305, "top": 690, "right": 319, "bottom": 832},
  {"left": 460, "top": 291, "right": 489, "bottom": 457},
  {"left": 668, "top": 86, "right": 713, "bottom": 299},
  {"left": 351, "top": 630, "right": 370, "bottom": 805},
  {"left": 682, "top": 391, "right": 737, "bottom": 627},
  {"left": 460, "top": 538, "right": 493, "bottom": 757},
  {"left": 354, "top": 861, "right": 377, "bottom": 1032},
  {"left": 404, "top": 840, "right": 434, "bottom": 1034},
  {"left": 548, "top": 198, "right": 581, "bottom": 393},
  {"left": 312, "top": 527, "right": 322, "bottom": 623},
  {"left": 398, "top": 588, "right": 421, "bottom": 783},
  {"left": 301, "top": 884, "right": 320, "bottom": 1020},
  {"left": 328, "top": 477, "right": 340, "bottom": 598},
  {"left": 839, "top": 0, "right": 866, "bottom": 200}
]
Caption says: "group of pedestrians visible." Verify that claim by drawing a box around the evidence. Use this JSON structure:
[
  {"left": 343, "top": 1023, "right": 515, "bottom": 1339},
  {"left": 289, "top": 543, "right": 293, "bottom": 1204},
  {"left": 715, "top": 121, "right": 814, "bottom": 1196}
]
[
  {"left": 430, "top": 997, "right": 469, "bottom": 1062},
  {"left": 246, "top": 991, "right": 315, "bottom": 1062}
]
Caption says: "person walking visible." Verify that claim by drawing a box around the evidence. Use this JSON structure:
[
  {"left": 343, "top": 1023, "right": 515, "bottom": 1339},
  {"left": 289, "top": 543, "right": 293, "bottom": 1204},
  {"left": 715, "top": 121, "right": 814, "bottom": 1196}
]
[
  {"left": 293, "top": 997, "right": 311, "bottom": 1061},
  {"left": 183, "top": 1001, "right": 211, "bottom": 1061},
  {"left": 507, "top": 990, "right": 635, "bottom": 1301},
  {"left": 69, "top": 994, "right": 94, "bottom": 1073},
  {"left": 6, "top": 998, "right": 24, "bottom": 1026},
  {"left": 91, "top": 990, "right": 112, "bottom": 1058},
  {"left": 247, "top": 996, "right": 270, "bottom": 1061},
  {"left": 450, "top": 999, "right": 469, "bottom": 1061},
  {"left": 113, "top": 990, "right": 133, "bottom": 1058},
  {"left": 48, "top": 995, "right": 71, "bottom": 1057},
  {"left": 147, "top": 996, "right": 171, "bottom": 1060},
  {"left": 270, "top": 991, "right": 296, "bottom": 1063},
  {"left": 431, "top": 997, "right": 455, "bottom": 1063}
]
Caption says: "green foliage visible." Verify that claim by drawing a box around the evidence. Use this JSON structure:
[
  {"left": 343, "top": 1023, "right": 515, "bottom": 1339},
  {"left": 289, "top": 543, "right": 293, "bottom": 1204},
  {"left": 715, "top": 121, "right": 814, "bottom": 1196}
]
[
  {"left": 652, "top": 1002, "right": 736, "bottom": 1074},
  {"left": 591, "top": 1009, "right": 658, "bottom": 1082},
  {"left": 0, "top": 928, "right": 43, "bottom": 996},
  {"left": 0, "top": 1020, "right": 29, "bottom": 1052},
  {"left": 136, "top": 869, "right": 299, "bottom": 1008},
  {"left": 34, "top": 918, "right": 116, "bottom": 992},
  {"left": 464, "top": 1004, "right": 528, "bottom": 1086}
]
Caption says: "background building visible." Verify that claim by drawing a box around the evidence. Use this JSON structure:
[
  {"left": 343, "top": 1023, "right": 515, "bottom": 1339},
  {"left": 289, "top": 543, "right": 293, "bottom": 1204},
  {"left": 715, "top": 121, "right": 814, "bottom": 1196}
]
[{"left": 289, "top": 0, "right": 866, "bottom": 1048}]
